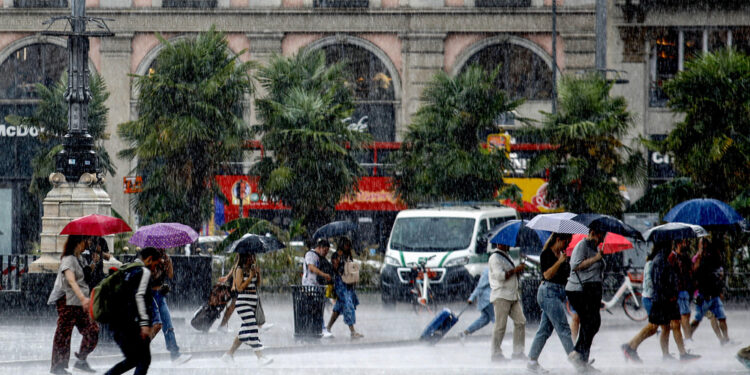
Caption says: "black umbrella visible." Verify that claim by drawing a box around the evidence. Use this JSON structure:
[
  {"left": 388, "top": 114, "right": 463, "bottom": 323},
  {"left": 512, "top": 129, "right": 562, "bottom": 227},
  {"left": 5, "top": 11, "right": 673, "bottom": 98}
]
[
  {"left": 643, "top": 223, "right": 708, "bottom": 243},
  {"left": 572, "top": 214, "right": 644, "bottom": 241},
  {"left": 312, "top": 221, "right": 358, "bottom": 241},
  {"left": 227, "top": 233, "right": 285, "bottom": 254}
]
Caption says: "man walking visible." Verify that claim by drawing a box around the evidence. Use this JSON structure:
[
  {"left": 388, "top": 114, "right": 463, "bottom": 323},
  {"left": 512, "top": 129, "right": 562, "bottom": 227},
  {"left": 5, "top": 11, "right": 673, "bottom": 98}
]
[
  {"left": 690, "top": 238, "right": 732, "bottom": 345},
  {"left": 302, "top": 239, "right": 333, "bottom": 338},
  {"left": 488, "top": 243, "right": 526, "bottom": 362},
  {"left": 669, "top": 239, "right": 694, "bottom": 340},
  {"left": 104, "top": 248, "right": 161, "bottom": 375}
]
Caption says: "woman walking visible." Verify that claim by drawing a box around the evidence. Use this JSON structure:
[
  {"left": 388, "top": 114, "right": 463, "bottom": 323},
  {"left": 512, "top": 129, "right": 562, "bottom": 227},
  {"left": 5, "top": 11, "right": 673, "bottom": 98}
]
[
  {"left": 47, "top": 235, "right": 99, "bottom": 374},
  {"left": 221, "top": 253, "right": 273, "bottom": 366},
  {"left": 326, "top": 237, "right": 364, "bottom": 339},
  {"left": 565, "top": 227, "right": 606, "bottom": 371},
  {"left": 623, "top": 240, "right": 700, "bottom": 362},
  {"left": 526, "top": 233, "right": 576, "bottom": 373}
]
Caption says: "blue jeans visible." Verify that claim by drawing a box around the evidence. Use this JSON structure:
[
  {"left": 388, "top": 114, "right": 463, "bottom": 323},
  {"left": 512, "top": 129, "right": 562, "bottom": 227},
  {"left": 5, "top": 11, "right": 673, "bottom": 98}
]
[
  {"left": 694, "top": 295, "right": 727, "bottom": 321},
  {"left": 152, "top": 290, "right": 180, "bottom": 358},
  {"left": 642, "top": 297, "right": 653, "bottom": 315},
  {"left": 529, "top": 282, "right": 575, "bottom": 361},
  {"left": 465, "top": 303, "right": 495, "bottom": 334},
  {"left": 677, "top": 291, "right": 691, "bottom": 315}
]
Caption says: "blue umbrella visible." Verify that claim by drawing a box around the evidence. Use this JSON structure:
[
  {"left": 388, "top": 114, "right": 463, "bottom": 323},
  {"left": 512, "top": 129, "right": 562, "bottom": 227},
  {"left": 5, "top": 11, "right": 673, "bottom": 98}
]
[
  {"left": 312, "top": 221, "right": 358, "bottom": 240},
  {"left": 664, "top": 198, "right": 746, "bottom": 229},
  {"left": 487, "top": 220, "right": 551, "bottom": 255}
]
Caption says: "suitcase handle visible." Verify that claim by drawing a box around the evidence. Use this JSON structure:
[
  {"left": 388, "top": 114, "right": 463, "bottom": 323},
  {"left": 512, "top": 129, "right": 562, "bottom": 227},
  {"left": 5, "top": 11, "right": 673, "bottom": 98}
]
[{"left": 456, "top": 303, "right": 471, "bottom": 319}]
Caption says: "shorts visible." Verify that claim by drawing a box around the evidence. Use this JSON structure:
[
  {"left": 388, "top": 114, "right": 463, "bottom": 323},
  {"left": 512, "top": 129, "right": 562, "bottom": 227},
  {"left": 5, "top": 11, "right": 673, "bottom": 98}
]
[
  {"left": 677, "top": 291, "right": 691, "bottom": 315},
  {"left": 648, "top": 300, "right": 680, "bottom": 325},
  {"left": 642, "top": 297, "right": 652, "bottom": 316},
  {"left": 694, "top": 295, "right": 726, "bottom": 321}
]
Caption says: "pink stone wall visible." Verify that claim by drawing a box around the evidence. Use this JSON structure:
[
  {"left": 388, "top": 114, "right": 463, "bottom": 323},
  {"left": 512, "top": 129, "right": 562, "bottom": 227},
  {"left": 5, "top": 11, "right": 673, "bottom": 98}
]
[
  {"left": 380, "top": 0, "right": 399, "bottom": 7},
  {"left": 230, "top": 0, "right": 249, "bottom": 6},
  {"left": 133, "top": 0, "right": 151, "bottom": 7},
  {"left": 131, "top": 33, "right": 176, "bottom": 74},
  {"left": 445, "top": 0, "right": 463, "bottom": 6},
  {"left": 282, "top": 33, "right": 324, "bottom": 56},
  {"left": 85, "top": 0, "right": 100, "bottom": 7},
  {"left": 0, "top": 33, "right": 32, "bottom": 56},
  {"left": 89, "top": 37, "right": 101, "bottom": 73},
  {"left": 282, "top": 0, "right": 304, "bottom": 7},
  {"left": 357, "top": 33, "right": 402, "bottom": 75},
  {"left": 543, "top": 0, "right": 563, "bottom": 5},
  {"left": 444, "top": 33, "right": 485, "bottom": 72},
  {"left": 523, "top": 33, "right": 565, "bottom": 70},
  {"left": 226, "top": 33, "right": 251, "bottom": 62}
]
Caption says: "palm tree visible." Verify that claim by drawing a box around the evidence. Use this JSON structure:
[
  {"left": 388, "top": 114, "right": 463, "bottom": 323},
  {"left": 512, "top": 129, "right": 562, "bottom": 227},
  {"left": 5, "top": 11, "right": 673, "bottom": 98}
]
[
  {"left": 659, "top": 49, "right": 750, "bottom": 203},
  {"left": 393, "top": 65, "right": 522, "bottom": 206},
  {"left": 523, "top": 72, "right": 645, "bottom": 215},
  {"left": 252, "top": 49, "right": 370, "bottom": 234},
  {"left": 118, "top": 26, "right": 255, "bottom": 231}
]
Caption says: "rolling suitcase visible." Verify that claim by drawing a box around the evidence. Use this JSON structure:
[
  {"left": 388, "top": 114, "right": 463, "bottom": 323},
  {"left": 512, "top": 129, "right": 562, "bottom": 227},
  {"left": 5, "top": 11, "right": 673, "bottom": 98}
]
[{"left": 419, "top": 305, "right": 469, "bottom": 344}]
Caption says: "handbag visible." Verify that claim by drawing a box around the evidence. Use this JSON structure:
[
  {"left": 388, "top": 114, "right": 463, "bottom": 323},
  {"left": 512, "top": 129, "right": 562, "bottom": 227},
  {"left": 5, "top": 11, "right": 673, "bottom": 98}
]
[
  {"left": 341, "top": 259, "right": 361, "bottom": 285},
  {"left": 255, "top": 294, "right": 266, "bottom": 326},
  {"left": 325, "top": 284, "right": 337, "bottom": 299}
]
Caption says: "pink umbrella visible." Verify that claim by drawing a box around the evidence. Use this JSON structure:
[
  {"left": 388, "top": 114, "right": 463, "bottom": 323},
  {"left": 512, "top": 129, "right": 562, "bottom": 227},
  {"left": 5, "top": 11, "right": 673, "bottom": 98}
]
[{"left": 565, "top": 232, "right": 634, "bottom": 256}]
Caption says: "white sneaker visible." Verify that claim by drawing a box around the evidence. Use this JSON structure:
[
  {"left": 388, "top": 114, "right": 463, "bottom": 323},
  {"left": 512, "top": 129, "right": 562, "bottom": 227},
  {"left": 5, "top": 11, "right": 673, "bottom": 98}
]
[
  {"left": 220, "top": 353, "right": 233, "bottom": 364},
  {"left": 258, "top": 355, "right": 274, "bottom": 367},
  {"left": 322, "top": 329, "right": 334, "bottom": 338},
  {"left": 260, "top": 323, "right": 275, "bottom": 332},
  {"left": 172, "top": 354, "right": 192, "bottom": 365}
]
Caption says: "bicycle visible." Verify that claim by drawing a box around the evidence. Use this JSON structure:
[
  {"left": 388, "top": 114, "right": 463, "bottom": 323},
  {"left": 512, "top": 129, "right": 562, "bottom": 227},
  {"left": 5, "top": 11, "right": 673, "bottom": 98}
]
[
  {"left": 406, "top": 255, "right": 437, "bottom": 313},
  {"left": 567, "top": 269, "right": 647, "bottom": 321}
]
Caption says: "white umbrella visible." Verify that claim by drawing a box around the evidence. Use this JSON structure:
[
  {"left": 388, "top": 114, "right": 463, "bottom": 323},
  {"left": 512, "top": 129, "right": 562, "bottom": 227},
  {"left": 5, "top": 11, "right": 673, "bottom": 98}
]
[
  {"left": 643, "top": 222, "right": 708, "bottom": 243},
  {"left": 525, "top": 212, "right": 589, "bottom": 234}
]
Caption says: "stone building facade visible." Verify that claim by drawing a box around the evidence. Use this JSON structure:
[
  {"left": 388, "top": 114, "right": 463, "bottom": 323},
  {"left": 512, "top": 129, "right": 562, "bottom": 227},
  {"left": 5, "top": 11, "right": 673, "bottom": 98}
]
[{"left": 0, "top": 0, "right": 598, "bottom": 252}]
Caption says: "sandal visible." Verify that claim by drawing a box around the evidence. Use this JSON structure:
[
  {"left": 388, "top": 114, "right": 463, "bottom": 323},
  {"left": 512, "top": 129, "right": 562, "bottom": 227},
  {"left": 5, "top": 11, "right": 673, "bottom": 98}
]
[{"left": 351, "top": 332, "right": 364, "bottom": 339}]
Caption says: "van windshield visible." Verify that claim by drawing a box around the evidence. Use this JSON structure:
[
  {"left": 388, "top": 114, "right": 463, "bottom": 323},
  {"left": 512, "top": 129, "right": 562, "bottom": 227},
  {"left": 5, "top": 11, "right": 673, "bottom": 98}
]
[{"left": 389, "top": 217, "right": 476, "bottom": 252}]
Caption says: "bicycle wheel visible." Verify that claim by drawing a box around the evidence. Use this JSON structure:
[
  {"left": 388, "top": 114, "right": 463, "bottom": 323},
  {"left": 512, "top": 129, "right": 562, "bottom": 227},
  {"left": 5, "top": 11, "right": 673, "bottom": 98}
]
[{"left": 622, "top": 291, "right": 648, "bottom": 321}]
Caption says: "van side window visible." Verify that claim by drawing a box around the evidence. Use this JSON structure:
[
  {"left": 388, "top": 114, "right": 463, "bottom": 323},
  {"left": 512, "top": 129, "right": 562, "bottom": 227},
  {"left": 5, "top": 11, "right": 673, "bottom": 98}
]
[
  {"left": 477, "top": 219, "right": 489, "bottom": 240},
  {"left": 489, "top": 216, "right": 514, "bottom": 229}
]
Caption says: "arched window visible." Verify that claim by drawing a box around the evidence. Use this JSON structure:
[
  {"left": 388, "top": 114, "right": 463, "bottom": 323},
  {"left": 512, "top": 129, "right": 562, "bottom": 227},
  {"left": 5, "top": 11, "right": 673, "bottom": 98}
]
[
  {"left": 462, "top": 43, "right": 553, "bottom": 100},
  {"left": 321, "top": 43, "right": 397, "bottom": 142},
  {"left": 0, "top": 43, "right": 67, "bottom": 177}
]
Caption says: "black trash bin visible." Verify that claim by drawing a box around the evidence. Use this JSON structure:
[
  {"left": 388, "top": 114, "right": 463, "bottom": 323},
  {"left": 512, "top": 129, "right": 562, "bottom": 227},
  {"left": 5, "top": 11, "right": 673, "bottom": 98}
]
[{"left": 291, "top": 285, "right": 326, "bottom": 338}]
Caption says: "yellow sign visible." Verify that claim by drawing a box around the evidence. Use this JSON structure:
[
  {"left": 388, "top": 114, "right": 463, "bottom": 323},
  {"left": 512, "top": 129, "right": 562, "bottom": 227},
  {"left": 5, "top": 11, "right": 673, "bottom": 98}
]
[
  {"left": 502, "top": 177, "right": 563, "bottom": 213},
  {"left": 487, "top": 133, "right": 511, "bottom": 154}
]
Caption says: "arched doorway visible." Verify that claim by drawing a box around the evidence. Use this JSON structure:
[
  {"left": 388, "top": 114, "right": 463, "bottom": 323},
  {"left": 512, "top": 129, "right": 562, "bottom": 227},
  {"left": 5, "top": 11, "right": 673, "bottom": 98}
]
[
  {"left": 460, "top": 41, "right": 554, "bottom": 101},
  {"left": 316, "top": 40, "right": 399, "bottom": 143},
  {"left": 0, "top": 41, "right": 67, "bottom": 253}
]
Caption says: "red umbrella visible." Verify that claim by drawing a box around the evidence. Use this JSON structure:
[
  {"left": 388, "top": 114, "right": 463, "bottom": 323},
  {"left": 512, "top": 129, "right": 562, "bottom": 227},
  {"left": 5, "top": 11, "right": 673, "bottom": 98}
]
[
  {"left": 566, "top": 232, "right": 634, "bottom": 256},
  {"left": 60, "top": 214, "right": 132, "bottom": 236}
]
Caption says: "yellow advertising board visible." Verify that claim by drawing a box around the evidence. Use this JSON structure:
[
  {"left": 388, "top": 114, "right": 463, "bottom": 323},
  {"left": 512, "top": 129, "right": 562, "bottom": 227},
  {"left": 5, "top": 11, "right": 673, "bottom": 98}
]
[{"left": 501, "top": 177, "right": 563, "bottom": 213}]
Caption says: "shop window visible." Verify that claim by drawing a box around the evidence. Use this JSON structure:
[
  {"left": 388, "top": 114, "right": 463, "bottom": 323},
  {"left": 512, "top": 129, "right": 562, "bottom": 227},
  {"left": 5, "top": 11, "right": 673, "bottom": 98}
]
[
  {"left": 13, "top": 0, "right": 67, "bottom": 7},
  {"left": 314, "top": 0, "right": 368, "bottom": 7},
  {"left": 322, "top": 43, "right": 397, "bottom": 142},
  {"left": 162, "top": 0, "right": 217, "bottom": 8},
  {"left": 475, "top": 0, "right": 530, "bottom": 6},
  {"left": 650, "top": 28, "right": 733, "bottom": 107},
  {"left": 461, "top": 43, "right": 553, "bottom": 101}
]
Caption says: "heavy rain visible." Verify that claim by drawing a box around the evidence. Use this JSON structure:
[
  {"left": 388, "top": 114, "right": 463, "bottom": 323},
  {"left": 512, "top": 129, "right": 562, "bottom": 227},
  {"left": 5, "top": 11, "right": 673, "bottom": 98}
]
[{"left": 0, "top": 0, "right": 749, "bottom": 374}]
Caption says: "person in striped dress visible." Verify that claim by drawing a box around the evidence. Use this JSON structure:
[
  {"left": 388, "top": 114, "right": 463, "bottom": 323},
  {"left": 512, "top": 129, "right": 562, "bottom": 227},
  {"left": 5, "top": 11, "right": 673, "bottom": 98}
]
[{"left": 221, "top": 253, "right": 273, "bottom": 367}]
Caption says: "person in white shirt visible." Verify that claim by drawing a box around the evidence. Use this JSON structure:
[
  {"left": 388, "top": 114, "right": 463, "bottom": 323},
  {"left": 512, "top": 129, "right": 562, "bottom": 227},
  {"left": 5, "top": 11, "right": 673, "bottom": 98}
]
[{"left": 489, "top": 243, "right": 527, "bottom": 362}]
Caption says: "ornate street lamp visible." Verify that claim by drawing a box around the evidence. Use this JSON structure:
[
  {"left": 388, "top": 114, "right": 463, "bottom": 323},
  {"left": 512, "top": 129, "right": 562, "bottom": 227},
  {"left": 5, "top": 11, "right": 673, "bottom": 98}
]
[{"left": 41, "top": 0, "right": 114, "bottom": 183}]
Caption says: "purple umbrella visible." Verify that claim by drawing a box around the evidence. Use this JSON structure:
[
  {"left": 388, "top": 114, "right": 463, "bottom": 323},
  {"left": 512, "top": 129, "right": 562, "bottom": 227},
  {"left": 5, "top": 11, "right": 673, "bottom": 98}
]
[{"left": 129, "top": 223, "right": 199, "bottom": 249}]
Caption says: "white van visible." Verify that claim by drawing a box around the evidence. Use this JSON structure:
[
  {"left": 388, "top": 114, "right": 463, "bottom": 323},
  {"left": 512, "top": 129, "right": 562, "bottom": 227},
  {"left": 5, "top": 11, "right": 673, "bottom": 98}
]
[{"left": 380, "top": 203, "right": 518, "bottom": 303}]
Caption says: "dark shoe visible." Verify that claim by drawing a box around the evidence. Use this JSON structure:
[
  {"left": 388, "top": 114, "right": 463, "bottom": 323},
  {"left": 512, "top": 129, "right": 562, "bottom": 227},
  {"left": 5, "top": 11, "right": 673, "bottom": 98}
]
[
  {"left": 73, "top": 359, "right": 96, "bottom": 373},
  {"left": 680, "top": 352, "right": 701, "bottom": 362},
  {"left": 50, "top": 367, "right": 71, "bottom": 375},
  {"left": 621, "top": 343, "right": 642, "bottom": 363},
  {"left": 512, "top": 352, "right": 529, "bottom": 361}
]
